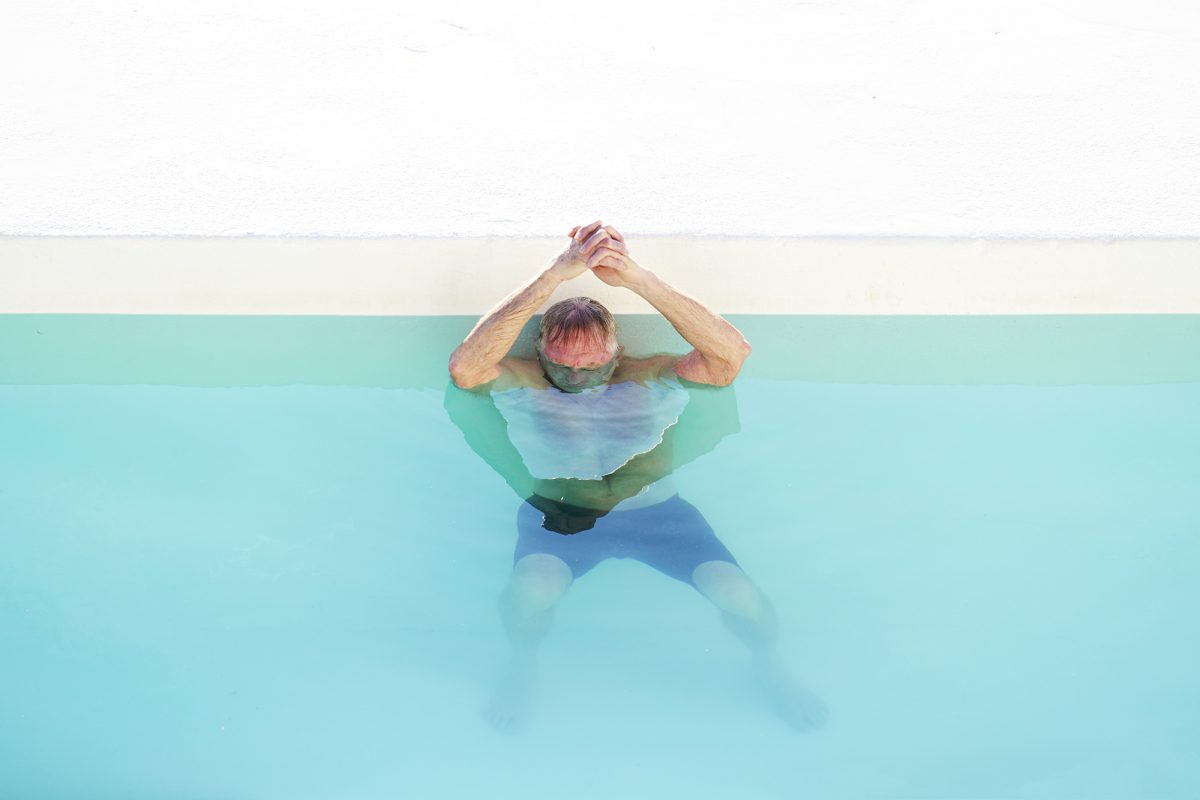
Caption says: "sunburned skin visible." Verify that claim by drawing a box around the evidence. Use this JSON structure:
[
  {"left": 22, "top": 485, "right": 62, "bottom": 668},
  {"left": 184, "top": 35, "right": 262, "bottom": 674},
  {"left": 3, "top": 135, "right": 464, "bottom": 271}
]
[
  {"left": 540, "top": 338, "right": 613, "bottom": 369},
  {"left": 498, "top": 336, "right": 678, "bottom": 395},
  {"left": 535, "top": 342, "right": 621, "bottom": 393}
]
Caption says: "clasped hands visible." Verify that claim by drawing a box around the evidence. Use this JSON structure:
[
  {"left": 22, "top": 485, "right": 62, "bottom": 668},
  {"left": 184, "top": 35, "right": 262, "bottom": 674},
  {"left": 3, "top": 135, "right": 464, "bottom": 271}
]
[{"left": 550, "top": 219, "right": 647, "bottom": 290}]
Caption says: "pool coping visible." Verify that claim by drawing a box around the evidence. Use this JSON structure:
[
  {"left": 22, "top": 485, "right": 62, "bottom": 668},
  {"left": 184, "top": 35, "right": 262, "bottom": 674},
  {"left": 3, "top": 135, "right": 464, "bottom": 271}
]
[{"left": 2, "top": 236, "right": 1199, "bottom": 315}]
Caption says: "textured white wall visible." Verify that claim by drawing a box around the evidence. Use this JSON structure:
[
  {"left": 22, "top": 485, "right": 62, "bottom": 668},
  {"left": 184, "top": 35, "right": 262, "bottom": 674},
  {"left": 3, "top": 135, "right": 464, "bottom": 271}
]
[{"left": 2, "top": 0, "right": 1198, "bottom": 237}]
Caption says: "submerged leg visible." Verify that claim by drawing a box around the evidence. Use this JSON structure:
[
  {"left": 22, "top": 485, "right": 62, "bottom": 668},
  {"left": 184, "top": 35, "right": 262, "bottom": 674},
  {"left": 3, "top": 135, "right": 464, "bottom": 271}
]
[
  {"left": 691, "top": 559, "right": 829, "bottom": 731},
  {"left": 485, "top": 553, "right": 573, "bottom": 731}
]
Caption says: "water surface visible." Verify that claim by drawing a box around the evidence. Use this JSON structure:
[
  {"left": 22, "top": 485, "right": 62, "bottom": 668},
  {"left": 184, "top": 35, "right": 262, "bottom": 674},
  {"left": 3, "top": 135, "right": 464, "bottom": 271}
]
[{"left": 1, "top": 315, "right": 1197, "bottom": 799}]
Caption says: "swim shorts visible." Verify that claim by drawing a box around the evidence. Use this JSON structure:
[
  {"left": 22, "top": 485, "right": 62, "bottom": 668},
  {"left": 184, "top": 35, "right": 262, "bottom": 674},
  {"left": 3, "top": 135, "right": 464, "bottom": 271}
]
[{"left": 515, "top": 494, "right": 739, "bottom": 588}]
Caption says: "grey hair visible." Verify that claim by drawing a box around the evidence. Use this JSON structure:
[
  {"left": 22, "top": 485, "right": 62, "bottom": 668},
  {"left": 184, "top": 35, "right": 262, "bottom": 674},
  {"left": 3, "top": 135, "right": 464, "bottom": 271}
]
[{"left": 538, "top": 297, "right": 618, "bottom": 350}]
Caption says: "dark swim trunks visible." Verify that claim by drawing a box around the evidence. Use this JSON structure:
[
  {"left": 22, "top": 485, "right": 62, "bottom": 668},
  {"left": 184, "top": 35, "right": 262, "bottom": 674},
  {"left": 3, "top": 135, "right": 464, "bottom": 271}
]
[{"left": 515, "top": 494, "right": 739, "bottom": 588}]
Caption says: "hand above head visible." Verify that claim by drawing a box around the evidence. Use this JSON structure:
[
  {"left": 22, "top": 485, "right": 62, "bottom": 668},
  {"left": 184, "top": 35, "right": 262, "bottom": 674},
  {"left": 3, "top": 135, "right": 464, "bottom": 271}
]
[
  {"left": 586, "top": 225, "right": 650, "bottom": 290},
  {"left": 548, "top": 220, "right": 617, "bottom": 281}
]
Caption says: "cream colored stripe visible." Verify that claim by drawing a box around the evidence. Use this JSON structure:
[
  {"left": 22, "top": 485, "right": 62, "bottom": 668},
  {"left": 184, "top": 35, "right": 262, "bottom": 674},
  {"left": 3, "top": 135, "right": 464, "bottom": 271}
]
[{"left": 1, "top": 237, "right": 1198, "bottom": 315}]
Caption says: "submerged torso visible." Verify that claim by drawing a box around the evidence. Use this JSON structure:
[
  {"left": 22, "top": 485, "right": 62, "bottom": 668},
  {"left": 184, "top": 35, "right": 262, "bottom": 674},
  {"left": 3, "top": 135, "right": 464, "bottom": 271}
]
[{"left": 491, "top": 372, "right": 690, "bottom": 512}]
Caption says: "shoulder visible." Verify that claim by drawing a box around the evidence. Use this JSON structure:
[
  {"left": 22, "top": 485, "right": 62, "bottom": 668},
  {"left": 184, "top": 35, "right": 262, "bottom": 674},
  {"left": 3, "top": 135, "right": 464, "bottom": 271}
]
[
  {"left": 617, "top": 352, "right": 744, "bottom": 387},
  {"left": 668, "top": 350, "right": 747, "bottom": 387},
  {"left": 613, "top": 354, "right": 684, "bottom": 384},
  {"left": 492, "top": 357, "right": 547, "bottom": 391},
  {"left": 450, "top": 356, "right": 545, "bottom": 393}
]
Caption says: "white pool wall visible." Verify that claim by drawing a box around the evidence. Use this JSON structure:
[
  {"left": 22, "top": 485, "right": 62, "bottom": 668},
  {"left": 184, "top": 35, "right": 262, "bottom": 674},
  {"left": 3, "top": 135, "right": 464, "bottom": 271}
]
[
  {"left": 3, "top": 237, "right": 1198, "bottom": 315},
  {"left": 3, "top": 2, "right": 1198, "bottom": 314}
]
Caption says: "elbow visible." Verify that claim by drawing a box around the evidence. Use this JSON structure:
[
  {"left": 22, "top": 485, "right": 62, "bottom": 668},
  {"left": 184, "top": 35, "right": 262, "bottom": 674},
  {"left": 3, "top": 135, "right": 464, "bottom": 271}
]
[
  {"left": 448, "top": 356, "right": 476, "bottom": 389},
  {"left": 717, "top": 339, "right": 751, "bottom": 385},
  {"left": 692, "top": 339, "right": 750, "bottom": 387},
  {"left": 448, "top": 355, "right": 495, "bottom": 390}
]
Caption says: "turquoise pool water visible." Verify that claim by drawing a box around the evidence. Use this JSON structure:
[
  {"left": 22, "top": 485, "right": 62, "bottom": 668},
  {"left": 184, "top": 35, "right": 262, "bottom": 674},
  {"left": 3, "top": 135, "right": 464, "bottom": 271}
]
[{"left": 1, "top": 315, "right": 1198, "bottom": 799}]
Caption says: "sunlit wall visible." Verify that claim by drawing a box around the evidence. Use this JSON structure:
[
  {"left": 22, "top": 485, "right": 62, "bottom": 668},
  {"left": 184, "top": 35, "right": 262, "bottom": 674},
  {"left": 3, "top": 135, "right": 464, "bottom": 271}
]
[{"left": 3, "top": 0, "right": 1197, "bottom": 238}]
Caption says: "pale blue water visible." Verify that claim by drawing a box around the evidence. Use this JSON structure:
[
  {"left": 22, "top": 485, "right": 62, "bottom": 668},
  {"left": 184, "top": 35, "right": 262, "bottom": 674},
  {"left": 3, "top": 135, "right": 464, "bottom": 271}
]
[{"left": 1, "top": 315, "right": 1198, "bottom": 799}]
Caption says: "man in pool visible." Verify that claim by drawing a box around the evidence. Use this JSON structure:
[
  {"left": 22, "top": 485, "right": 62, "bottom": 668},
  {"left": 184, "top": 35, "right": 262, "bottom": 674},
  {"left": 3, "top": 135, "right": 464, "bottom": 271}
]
[{"left": 447, "top": 220, "right": 827, "bottom": 732}]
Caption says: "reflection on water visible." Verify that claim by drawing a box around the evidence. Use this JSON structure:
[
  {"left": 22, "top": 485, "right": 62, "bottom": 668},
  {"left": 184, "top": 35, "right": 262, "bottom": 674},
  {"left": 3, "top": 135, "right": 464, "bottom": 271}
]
[{"left": 445, "top": 377, "right": 829, "bottom": 732}]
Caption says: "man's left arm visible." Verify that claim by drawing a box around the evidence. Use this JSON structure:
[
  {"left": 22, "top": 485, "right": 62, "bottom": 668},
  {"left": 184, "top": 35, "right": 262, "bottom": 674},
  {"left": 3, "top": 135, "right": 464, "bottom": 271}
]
[
  {"left": 588, "top": 228, "right": 751, "bottom": 386},
  {"left": 630, "top": 271, "right": 751, "bottom": 386}
]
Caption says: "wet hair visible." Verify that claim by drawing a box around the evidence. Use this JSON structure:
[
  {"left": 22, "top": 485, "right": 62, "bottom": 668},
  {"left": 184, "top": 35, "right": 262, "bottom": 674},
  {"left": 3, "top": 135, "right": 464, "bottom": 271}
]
[{"left": 538, "top": 297, "right": 618, "bottom": 351}]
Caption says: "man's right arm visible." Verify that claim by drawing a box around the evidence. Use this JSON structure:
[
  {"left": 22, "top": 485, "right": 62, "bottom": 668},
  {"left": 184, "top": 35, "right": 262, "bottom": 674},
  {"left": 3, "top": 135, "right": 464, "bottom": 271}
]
[{"left": 448, "top": 220, "right": 613, "bottom": 389}]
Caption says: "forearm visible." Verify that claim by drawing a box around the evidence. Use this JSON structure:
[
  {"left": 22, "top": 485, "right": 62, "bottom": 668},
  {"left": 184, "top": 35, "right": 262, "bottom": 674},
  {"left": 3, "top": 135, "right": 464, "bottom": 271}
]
[
  {"left": 449, "top": 263, "right": 562, "bottom": 388},
  {"left": 632, "top": 270, "right": 751, "bottom": 383}
]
